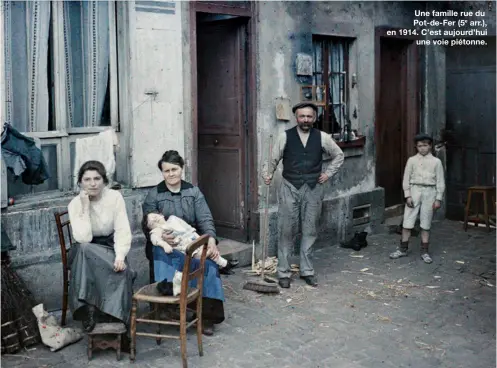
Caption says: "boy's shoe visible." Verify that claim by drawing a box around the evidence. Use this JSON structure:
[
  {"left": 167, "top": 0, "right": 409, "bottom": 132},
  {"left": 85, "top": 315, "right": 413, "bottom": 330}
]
[
  {"left": 421, "top": 253, "right": 433, "bottom": 264},
  {"left": 389, "top": 249, "right": 408, "bottom": 259}
]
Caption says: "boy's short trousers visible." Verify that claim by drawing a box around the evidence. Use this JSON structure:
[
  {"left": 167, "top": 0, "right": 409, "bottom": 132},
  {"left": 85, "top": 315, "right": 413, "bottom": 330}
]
[{"left": 403, "top": 185, "right": 437, "bottom": 230}]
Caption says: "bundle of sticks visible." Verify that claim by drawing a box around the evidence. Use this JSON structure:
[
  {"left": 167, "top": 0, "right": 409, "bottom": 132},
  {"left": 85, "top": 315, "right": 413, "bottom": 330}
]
[
  {"left": 243, "top": 256, "right": 279, "bottom": 275},
  {"left": 1, "top": 252, "right": 40, "bottom": 354}
]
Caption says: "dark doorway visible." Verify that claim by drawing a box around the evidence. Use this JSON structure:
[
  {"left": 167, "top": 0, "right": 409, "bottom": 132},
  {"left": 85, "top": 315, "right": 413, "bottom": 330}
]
[
  {"left": 375, "top": 32, "right": 419, "bottom": 209},
  {"left": 445, "top": 38, "right": 496, "bottom": 220},
  {"left": 195, "top": 15, "right": 249, "bottom": 242}
]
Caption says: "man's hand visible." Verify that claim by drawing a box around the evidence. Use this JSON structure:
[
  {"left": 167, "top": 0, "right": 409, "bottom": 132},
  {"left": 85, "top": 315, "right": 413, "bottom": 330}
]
[
  {"left": 206, "top": 237, "right": 220, "bottom": 260},
  {"left": 264, "top": 175, "right": 272, "bottom": 185},
  {"left": 162, "top": 231, "right": 178, "bottom": 246},
  {"left": 318, "top": 173, "right": 329, "bottom": 184},
  {"left": 432, "top": 200, "right": 441, "bottom": 210},
  {"left": 406, "top": 197, "right": 414, "bottom": 208},
  {"left": 114, "top": 259, "right": 126, "bottom": 272}
]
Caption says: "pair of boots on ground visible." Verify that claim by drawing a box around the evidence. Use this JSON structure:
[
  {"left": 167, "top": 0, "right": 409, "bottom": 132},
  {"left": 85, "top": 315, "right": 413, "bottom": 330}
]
[{"left": 340, "top": 231, "right": 368, "bottom": 251}]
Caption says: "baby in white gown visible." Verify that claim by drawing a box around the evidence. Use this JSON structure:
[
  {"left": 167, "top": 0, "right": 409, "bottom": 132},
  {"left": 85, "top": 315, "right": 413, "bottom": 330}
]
[{"left": 146, "top": 213, "right": 231, "bottom": 268}]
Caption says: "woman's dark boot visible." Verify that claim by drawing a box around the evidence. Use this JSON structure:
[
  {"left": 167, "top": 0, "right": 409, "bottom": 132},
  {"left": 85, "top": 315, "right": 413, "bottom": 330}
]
[
  {"left": 202, "top": 320, "right": 214, "bottom": 336},
  {"left": 82, "top": 305, "right": 96, "bottom": 333}
]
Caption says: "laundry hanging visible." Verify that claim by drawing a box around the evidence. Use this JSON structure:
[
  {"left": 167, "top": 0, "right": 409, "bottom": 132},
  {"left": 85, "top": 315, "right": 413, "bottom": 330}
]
[{"left": 1, "top": 123, "right": 50, "bottom": 185}]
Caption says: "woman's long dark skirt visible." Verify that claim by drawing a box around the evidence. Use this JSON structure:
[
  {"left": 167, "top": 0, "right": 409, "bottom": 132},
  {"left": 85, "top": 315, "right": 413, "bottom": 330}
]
[{"left": 68, "top": 235, "right": 135, "bottom": 325}]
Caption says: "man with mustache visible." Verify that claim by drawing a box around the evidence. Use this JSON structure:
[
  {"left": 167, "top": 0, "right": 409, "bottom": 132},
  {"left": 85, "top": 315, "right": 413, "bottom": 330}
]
[{"left": 263, "top": 102, "right": 344, "bottom": 288}]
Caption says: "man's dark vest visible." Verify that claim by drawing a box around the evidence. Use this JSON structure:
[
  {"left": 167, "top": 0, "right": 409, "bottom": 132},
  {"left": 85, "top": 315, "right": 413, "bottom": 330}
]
[{"left": 282, "top": 127, "right": 322, "bottom": 189}]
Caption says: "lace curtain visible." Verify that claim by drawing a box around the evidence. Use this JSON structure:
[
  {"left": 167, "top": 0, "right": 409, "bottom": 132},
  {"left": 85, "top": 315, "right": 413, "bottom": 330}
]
[
  {"left": 329, "top": 42, "right": 345, "bottom": 127},
  {"left": 3, "top": 1, "right": 111, "bottom": 132},
  {"left": 3, "top": 1, "right": 50, "bottom": 133},
  {"left": 63, "top": 1, "right": 111, "bottom": 128}
]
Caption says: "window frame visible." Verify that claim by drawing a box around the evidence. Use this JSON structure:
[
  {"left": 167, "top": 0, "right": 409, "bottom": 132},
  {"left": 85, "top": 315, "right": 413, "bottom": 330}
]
[
  {"left": 312, "top": 35, "right": 353, "bottom": 136},
  {"left": 2, "top": 1, "right": 123, "bottom": 197}
]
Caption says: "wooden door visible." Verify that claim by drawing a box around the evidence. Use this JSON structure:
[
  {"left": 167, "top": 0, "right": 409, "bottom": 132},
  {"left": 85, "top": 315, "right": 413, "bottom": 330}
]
[
  {"left": 445, "top": 38, "right": 496, "bottom": 220},
  {"left": 376, "top": 38, "right": 409, "bottom": 208},
  {"left": 197, "top": 18, "right": 248, "bottom": 241}
]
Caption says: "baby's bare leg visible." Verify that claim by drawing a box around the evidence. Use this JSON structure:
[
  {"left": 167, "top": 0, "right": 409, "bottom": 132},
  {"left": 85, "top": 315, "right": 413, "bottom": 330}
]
[{"left": 214, "top": 255, "right": 228, "bottom": 268}]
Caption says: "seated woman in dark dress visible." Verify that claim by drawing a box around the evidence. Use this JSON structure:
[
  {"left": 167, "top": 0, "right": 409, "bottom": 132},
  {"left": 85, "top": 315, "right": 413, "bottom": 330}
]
[
  {"left": 142, "top": 150, "right": 225, "bottom": 336},
  {"left": 67, "top": 160, "right": 135, "bottom": 341}
]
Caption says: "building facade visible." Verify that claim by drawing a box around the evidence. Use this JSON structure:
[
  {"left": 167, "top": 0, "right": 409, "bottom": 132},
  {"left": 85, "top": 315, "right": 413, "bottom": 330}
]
[{"left": 1, "top": 1, "right": 495, "bottom": 309}]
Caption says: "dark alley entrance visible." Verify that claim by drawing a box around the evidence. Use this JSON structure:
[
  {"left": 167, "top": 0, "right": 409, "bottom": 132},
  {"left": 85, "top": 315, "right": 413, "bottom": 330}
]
[
  {"left": 375, "top": 29, "right": 419, "bottom": 210},
  {"left": 191, "top": 2, "right": 256, "bottom": 243}
]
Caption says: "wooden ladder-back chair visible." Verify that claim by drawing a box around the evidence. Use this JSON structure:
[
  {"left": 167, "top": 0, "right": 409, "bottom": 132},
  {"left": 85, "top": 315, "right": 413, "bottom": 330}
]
[
  {"left": 54, "top": 211, "right": 73, "bottom": 326},
  {"left": 130, "top": 234, "right": 209, "bottom": 368}
]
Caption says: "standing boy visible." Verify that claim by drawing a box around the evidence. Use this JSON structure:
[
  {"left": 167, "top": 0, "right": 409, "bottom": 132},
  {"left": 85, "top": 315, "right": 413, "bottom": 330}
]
[{"left": 390, "top": 133, "right": 445, "bottom": 264}]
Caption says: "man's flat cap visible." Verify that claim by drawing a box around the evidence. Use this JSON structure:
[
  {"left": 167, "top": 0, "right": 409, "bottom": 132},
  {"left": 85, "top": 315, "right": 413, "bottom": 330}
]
[
  {"left": 292, "top": 102, "right": 318, "bottom": 114},
  {"left": 414, "top": 133, "right": 433, "bottom": 143}
]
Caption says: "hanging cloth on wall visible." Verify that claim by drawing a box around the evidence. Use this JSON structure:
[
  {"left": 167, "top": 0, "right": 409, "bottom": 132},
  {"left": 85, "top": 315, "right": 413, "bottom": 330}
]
[{"left": 72, "top": 128, "right": 119, "bottom": 189}]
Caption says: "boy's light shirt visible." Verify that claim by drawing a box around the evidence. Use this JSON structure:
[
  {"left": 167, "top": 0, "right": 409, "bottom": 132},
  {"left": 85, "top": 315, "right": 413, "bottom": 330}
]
[{"left": 402, "top": 152, "right": 445, "bottom": 201}]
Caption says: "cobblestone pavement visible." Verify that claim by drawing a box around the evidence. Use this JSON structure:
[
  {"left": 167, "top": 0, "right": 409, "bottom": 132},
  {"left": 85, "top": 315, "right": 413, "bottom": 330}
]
[{"left": 2, "top": 220, "right": 496, "bottom": 368}]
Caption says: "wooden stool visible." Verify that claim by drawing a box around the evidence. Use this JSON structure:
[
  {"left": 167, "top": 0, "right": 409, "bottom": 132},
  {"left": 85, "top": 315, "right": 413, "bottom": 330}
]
[
  {"left": 87, "top": 322, "right": 127, "bottom": 361},
  {"left": 463, "top": 186, "right": 496, "bottom": 232}
]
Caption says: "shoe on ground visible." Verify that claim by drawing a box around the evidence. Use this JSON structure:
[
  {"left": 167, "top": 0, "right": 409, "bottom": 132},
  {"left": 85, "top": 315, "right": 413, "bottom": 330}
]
[
  {"left": 421, "top": 253, "right": 433, "bottom": 264},
  {"left": 300, "top": 275, "right": 318, "bottom": 287},
  {"left": 278, "top": 278, "right": 291, "bottom": 288},
  {"left": 202, "top": 320, "right": 214, "bottom": 336},
  {"left": 340, "top": 232, "right": 368, "bottom": 251},
  {"left": 219, "top": 259, "right": 239, "bottom": 275},
  {"left": 389, "top": 249, "right": 408, "bottom": 259}
]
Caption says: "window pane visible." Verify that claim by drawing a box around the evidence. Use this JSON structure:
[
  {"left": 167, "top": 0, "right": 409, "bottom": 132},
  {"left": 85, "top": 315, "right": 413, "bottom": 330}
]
[
  {"left": 6, "top": 144, "right": 58, "bottom": 197},
  {"left": 312, "top": 37, "right": 350, "bottom": 135},
  {"left": 63, "top": 1, "right": 111, "bottom": 128},
  {"left": 3, "top": 2, "right": 53, "bottom": 133},
  {"left": 33, "top": 145, "right": 58, "bottom": 193},
  {"left": 6, "top": 171, "right": 31, "bottom": 197}
]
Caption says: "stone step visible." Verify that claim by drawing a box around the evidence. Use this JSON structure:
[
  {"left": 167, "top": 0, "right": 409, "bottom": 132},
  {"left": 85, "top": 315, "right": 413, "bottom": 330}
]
[
  {"left": 384, "top": 203, "right": 405, "bottom": 219},
  {"left": 217, "top": 238, "right": 253, "bottom": 268}
]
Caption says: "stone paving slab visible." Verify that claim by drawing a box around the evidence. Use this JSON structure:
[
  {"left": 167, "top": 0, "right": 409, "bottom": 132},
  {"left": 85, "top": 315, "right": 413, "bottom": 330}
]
[{"left": 2, "top": 220, "right": 495, "bottom": 368}]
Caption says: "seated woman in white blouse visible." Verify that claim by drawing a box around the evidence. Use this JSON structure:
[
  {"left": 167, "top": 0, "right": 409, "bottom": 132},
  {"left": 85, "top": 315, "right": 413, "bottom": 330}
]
[{"left": 67, "top": 160, "right": 135, "bottom": 343}]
